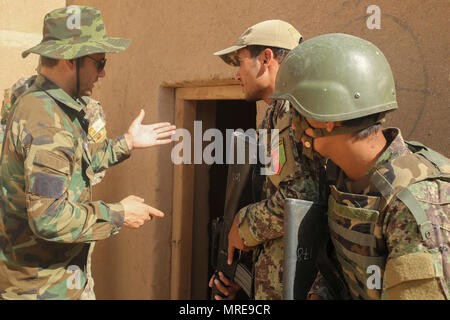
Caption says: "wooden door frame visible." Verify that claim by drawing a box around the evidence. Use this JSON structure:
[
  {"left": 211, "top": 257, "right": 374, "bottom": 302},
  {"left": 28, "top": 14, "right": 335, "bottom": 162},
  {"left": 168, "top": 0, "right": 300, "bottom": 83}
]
[{"left": 170, "top": 85, "right": 244, "bottom": 299}]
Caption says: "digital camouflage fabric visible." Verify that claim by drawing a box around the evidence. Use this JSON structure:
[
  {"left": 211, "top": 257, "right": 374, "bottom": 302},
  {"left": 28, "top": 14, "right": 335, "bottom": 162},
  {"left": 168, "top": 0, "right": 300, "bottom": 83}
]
[
  {"left": 0, "top": 74, "right": 130, "bottom": 299},
  {"left": 308, "top": 128, "right": 450, "bottom": 300},
  {"left": 22, "top": 6, "right": 130, "bottom": 60},
  {"left": 236, "top": 100, "right": 323, "bottom": 299}
]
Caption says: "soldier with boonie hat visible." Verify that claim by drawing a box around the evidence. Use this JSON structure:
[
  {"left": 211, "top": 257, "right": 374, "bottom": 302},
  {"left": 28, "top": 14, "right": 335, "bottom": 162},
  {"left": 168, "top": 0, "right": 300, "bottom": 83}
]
[{"left": 0, "top": 6, "right": 175, "bottom": 300}]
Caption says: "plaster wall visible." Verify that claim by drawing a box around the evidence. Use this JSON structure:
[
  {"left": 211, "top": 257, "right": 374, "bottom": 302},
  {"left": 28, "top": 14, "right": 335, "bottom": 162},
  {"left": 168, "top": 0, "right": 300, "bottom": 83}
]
[
  {"left": 64, "top": 0, "right": 449, "bottom": 299},
  {"left": 0, "top": 0, "right": 66, "bottom": 93}
]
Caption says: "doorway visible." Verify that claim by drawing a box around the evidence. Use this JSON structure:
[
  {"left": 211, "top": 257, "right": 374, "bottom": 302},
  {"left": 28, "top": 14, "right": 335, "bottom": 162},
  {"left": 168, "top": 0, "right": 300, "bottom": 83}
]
[
  {"left": 191, "top": 100, "right": 257, "bottom": 299},
  {"left": 170, "top": 85, "right": 262, "bottom": 299}
]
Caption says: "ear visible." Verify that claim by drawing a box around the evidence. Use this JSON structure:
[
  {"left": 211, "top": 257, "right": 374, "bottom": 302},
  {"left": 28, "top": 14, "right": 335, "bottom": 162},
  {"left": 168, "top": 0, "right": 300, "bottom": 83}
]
[
  {"left": 325, "top": 121, "right": 339, "bottom": 132},
  {"left": 261, "top": 48, "right": 275, "bottom": 65},
  {"left": 61, "top": 59, "right": 76, "bottom": 72}
]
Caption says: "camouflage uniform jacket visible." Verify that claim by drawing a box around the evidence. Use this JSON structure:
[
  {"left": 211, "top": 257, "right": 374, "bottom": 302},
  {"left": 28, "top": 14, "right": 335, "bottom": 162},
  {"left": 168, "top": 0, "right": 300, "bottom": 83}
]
[
  {"left": 2, "top": 76, "right": 109, "bottom": 187},
  {"left": 1, "top": 76, "right": 37, "bottom": 148},
  {"left": 0, "top": 74, "right": 130, "bottom": 300},
  {"left": 309, "top": 128, "right": 449, "bottom": 299},
  {"left": 236, "top": 100, "right": 322, "bottom": 299}
]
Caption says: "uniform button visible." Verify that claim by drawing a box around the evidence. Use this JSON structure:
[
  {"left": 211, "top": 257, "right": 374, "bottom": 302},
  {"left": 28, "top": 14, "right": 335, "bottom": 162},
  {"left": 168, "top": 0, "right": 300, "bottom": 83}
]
[{"left": 304, "top": 141, "right": 311, "bottom": 148}]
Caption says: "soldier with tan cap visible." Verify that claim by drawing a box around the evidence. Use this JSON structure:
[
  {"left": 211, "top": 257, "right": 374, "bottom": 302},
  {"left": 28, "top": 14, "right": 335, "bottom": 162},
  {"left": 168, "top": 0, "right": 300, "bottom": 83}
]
[
  {"left": 214, "top": 19, "right": 302, "bottom": 103},
  {"left": 209, "top": 20, "right": 325, "bottom": 300}
]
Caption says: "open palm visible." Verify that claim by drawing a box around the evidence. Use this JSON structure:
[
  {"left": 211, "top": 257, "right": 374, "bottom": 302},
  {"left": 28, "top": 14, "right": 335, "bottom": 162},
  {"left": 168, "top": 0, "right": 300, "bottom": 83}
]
[{"left": 127, "top": 109, "right": 176, "bottom": 149}]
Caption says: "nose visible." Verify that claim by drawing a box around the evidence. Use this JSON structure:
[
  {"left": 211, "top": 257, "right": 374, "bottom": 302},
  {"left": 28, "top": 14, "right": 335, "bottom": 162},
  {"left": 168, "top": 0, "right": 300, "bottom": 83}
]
[{"left": 99, "top": 69, "right": 106, "bottom": 78}]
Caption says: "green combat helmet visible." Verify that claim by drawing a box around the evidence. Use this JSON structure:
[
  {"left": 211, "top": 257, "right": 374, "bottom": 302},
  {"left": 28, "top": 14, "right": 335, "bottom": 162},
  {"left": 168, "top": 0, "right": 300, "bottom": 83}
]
[
  {"left": 22, "top": 6, "right": 130, "bottom": 59},
  {"left": 270, "top": 33, "right": 398, "bottom": 125}
]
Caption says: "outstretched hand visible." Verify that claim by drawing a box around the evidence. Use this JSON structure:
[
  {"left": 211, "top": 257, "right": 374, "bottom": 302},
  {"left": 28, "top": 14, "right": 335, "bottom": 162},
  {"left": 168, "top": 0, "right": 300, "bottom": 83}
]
[{"left": 125, "top": 109, "right": 176, "bottom": 150}]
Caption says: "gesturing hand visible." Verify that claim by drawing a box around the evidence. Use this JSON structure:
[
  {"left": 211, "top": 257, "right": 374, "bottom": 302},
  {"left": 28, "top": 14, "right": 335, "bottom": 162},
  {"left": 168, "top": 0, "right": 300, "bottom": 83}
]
[
  {"left": 120, "top": 195, "right": 165, "bottom": 229},
  {"left": 125, "top": 109, "right": 176, "bottom": 150}
]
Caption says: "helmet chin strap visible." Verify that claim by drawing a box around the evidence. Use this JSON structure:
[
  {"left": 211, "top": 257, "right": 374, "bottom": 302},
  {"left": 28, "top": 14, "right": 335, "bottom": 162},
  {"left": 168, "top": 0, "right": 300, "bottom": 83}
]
[
  {"left": 296, "top": 114, "right": 385, "bottom": 161},
  {"left": 311, "top": 115, "right": 386, "bottom": 138}
]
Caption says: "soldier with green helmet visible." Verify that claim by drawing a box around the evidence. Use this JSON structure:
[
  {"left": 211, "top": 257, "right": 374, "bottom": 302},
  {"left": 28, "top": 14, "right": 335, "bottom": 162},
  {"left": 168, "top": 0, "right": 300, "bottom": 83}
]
[
  {"left": 271, "top": 33, "right": 449, "bottom": 299},
  {"left": 209, "top": 20, "right": 324, "bottom": 300},
  {"left": 0, "top": 6, "right": 176, "bottom": 300}
]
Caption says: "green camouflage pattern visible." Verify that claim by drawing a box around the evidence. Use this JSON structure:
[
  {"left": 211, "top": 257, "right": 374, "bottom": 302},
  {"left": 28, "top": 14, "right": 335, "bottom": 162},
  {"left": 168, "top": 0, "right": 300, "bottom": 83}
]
[
  {"left": 22, "top": 6, "right": 130, "bottom": 60},
  {"left": 1, "top": 77, "right": 37, "bottom": 147},
  {"left": 0, "top": 74, "right": 130, "bottom": 300},
  {"left": 81, "top": 97, "right": 108, "bottom": 186},
  {"left": 1, "top": 76, "right": 36, "bottom": 124},
  {"left": 308, "top": 128, "right": 450, "bottom": 299},
  {"left": 237, "top": 100, "right": 322, "bottom": 299},
  {"left": 2, "top": 77, "right": 109, "bottom": 186}
]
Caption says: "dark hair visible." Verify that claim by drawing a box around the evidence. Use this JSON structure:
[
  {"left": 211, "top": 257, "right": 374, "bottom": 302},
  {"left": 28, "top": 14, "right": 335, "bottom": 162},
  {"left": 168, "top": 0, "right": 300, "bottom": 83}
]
[
  {"left": 247, "top": 37, "right": 303, "bottom": 64},
  {"left": 39, "top": 56, "right": 85, "bottom": 68},
  {"left": 39, "top": 56, "right": 59, "bottom": 68},
  {"left": 342, "top": 113, "right": 385, "bottom": 140}
]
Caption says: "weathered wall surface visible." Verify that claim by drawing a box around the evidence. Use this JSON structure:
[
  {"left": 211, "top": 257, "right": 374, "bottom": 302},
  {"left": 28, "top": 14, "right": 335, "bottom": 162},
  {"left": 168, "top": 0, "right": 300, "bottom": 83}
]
[
  {"left": 61, "top": 0, "right": 448, "bottom": 299},
  {"left": 0, "top": 0, "right": 66, "bottom": 93}
]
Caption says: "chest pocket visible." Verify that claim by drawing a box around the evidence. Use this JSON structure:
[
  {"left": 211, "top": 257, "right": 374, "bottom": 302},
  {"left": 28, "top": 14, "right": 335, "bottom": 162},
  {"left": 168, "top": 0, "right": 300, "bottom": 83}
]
[
  {"left": 71, "top": 113, "right": 95, "bottom": 187},
  {"left": 327, "top": 185, "right": 386, "bottom": 300},
  {"left": 69, "top": 142, "right": 94, "bottom": 205}
]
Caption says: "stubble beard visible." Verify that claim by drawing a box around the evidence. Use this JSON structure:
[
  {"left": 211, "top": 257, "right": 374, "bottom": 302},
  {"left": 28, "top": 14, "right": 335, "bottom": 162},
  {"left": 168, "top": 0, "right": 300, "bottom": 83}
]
[{"left": 244, "top": 87, "right": 265, "bottom": 102}]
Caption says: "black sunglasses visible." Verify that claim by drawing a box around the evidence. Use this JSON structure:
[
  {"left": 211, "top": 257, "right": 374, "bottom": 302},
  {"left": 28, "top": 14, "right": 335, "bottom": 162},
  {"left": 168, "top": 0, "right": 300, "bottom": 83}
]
[{"left": 85, "top": 55, "right": 107, "bottom": 72}]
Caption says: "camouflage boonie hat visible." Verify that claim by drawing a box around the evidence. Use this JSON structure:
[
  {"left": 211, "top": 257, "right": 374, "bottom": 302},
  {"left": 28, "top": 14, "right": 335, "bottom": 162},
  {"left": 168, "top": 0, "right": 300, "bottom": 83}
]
[
  {"left": 22, "top": 6, "right": 130, "bottom": 60},
  {"left": 214, "top": 20, "right": 302, "bottom": 66}
]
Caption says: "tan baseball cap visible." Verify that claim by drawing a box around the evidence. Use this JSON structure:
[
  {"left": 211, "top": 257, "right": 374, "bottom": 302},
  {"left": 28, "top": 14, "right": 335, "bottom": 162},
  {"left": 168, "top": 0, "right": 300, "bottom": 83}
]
[{"left": 214, "top": 19, "right": 302, "bottom": 66}]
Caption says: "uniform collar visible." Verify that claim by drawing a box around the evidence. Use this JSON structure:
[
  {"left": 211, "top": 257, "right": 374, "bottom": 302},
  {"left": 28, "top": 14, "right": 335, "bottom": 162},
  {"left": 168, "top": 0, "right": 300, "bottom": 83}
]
[
  {"left": 340, "top": 128, "right": 410, "bottom": 193},
  {"left": 32, "top": 74, "right": 84, "bottom": 113},
  {"left": 370, "top": 128, "right": 410, "bottom": 173}
]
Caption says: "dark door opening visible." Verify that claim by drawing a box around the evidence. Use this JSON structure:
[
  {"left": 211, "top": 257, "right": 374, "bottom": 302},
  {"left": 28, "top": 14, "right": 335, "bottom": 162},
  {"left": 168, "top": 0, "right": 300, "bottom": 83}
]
[{"left": 191, "top": 99, "right": 257, "bottom": 299}]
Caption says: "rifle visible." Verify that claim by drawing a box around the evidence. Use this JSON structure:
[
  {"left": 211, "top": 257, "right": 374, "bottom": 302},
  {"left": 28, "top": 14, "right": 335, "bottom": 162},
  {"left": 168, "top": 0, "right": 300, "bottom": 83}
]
[
  {"left": 283, "top": 198, "right": 328, "bottom": 300},
  {"left": 210, "top": 131, "right": 261, "bottom": 299}
]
